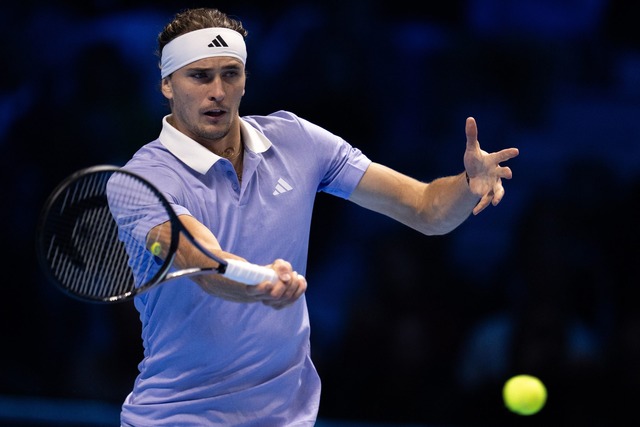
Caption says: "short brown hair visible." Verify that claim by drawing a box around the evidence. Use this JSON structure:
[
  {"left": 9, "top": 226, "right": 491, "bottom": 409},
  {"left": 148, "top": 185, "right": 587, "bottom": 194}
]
[{"left": 157, "top": 8, "right": 247, "bottom": 58}]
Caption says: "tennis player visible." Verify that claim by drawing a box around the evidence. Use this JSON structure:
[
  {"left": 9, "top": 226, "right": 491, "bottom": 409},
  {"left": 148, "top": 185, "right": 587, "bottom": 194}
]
[{"left": 119, "top": 7, "right": 519, "bottom": 426}]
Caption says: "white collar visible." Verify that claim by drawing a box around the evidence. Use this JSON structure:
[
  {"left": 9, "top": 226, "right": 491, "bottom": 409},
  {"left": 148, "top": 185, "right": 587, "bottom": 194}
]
[{"left": 158, "top": 115, "right": 272, "bottom": 174}]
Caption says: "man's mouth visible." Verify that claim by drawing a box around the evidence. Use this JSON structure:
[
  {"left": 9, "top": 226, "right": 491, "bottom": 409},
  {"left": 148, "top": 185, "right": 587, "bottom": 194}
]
[{"left": 204, "top": 109, "right": 225, "bottom": 118}]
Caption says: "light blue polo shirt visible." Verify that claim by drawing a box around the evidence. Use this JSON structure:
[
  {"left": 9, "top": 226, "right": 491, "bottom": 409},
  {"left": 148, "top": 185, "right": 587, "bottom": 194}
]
[{"left": 119, "top": 110, "right": 371, "bottom": 426}]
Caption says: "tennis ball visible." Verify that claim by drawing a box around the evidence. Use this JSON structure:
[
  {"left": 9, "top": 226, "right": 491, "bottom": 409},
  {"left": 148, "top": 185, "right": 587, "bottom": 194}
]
[
  {"left": 502, "top": 374, "right": 547, "bottom": 416},
  {"left": 150, "top": 242, "right": 162, "bottom": 256}
]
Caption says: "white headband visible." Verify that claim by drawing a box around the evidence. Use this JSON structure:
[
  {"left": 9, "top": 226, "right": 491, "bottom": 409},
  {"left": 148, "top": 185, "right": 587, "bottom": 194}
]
[{"left": 160, "top": 27, "right": 247, "bottom": 78}]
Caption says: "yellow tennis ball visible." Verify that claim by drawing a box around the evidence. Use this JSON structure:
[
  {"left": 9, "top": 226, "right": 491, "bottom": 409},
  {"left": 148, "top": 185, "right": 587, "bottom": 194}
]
[
  {"left": 150, "top": 242, "right": 162, "bottom": 256},
  {"left": 503, "top": 374, "right": 547, "bottom": 416}
]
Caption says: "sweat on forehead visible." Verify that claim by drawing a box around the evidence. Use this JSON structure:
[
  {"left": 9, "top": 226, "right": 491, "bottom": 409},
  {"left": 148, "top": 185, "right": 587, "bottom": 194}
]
[{"left": 160, "top": 27, "right": 247, "bottom": 78}]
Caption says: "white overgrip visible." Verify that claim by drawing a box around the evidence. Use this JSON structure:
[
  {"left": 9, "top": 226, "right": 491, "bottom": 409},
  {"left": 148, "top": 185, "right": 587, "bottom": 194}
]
[{"left": 223, "top": 258, "right": 278, "bottom": 285}]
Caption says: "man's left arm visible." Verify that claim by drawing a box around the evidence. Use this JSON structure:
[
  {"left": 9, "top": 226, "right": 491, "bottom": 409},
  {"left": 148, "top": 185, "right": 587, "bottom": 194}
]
[{"left": 348, "top": 117, "right": 519, "bottom": 235}]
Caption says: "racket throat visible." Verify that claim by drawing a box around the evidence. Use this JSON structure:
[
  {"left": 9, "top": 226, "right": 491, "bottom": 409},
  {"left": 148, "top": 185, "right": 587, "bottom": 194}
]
[{"left": 165, "top": 266, "right": 220, "bottom": 281}]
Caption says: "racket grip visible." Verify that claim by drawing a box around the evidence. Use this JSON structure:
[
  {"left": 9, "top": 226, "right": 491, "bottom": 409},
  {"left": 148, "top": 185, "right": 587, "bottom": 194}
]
[{"left": 223, "top": 259, "right": 278, "bottom": 285}]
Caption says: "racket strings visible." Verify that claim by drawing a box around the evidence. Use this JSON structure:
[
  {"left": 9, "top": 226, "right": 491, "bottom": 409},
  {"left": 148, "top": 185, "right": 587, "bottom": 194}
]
[{"left": 42, "top": 170, "right": 166, "bottom": 301}]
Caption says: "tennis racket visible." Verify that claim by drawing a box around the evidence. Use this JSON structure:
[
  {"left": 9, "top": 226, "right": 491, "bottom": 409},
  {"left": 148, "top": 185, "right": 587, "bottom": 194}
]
[{"left": 37, "top": 165, "right": 277, "bottom": 303}]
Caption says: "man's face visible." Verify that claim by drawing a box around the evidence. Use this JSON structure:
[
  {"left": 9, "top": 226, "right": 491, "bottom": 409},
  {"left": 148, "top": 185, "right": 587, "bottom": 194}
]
[{"left": 161, "top": 56, "right": 246, "bottom": 146}]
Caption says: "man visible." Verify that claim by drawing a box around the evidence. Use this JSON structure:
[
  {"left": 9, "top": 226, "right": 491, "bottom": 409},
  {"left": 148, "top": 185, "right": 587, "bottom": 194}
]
[{"left": 119, "top": 7, "right": 519, "bottom": 426}]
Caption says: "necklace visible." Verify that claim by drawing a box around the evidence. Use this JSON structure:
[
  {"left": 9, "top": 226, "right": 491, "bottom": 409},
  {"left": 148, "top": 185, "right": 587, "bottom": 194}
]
[
  {"left": 224, "top": 148, "right": 243, "bottom": 183},
  {"left": 215, "top": 138, "right": 244, "bottom": 182},
  {"left": 217, "top": 146, "right": 242, "bottom": 161}
]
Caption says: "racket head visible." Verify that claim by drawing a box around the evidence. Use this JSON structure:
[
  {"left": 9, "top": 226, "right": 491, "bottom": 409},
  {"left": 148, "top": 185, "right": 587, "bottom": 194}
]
[{"left": 36, "top": 165, "right": 180, "bottom": 303}]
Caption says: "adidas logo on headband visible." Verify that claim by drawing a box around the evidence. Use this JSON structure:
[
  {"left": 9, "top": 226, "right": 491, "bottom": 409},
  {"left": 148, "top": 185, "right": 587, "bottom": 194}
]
[
  {"left": 160, "top": 28, "right": 248, "bottom": 78},
  {"left": 208, "top": 35, "right": 229, "bottom": 48}
]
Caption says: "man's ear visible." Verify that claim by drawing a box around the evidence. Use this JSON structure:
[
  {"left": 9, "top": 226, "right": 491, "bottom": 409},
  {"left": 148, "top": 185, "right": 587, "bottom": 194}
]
[{"left": 161, "top": 78, "right": 173, "bottom": 99}]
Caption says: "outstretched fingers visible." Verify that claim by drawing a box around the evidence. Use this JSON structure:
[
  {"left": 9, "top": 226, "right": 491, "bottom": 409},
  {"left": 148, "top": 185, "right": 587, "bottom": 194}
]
[{"left": 464, "top": 117, "right": 518, "bottom": 215}]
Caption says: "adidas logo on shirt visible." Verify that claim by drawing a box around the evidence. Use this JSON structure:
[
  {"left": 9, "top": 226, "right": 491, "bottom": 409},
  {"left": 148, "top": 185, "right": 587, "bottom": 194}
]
[
  {"left": 208, "top": 35, "right": 229, "bottom": 48},
  {"left": 273, "top": 178, "right": 293, "bottom": 196}
]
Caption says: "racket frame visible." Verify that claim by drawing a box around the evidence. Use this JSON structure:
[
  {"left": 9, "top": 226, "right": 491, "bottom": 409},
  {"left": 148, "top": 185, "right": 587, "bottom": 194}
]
[{"left": 36, "top": 165, "right": 239, "bottom": 303}]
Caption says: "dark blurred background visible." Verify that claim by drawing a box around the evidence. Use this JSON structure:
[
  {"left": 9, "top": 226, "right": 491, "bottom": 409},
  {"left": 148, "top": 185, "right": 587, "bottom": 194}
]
[{"left": 1, "top": 0, "right": 639, "bottom": 426}]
